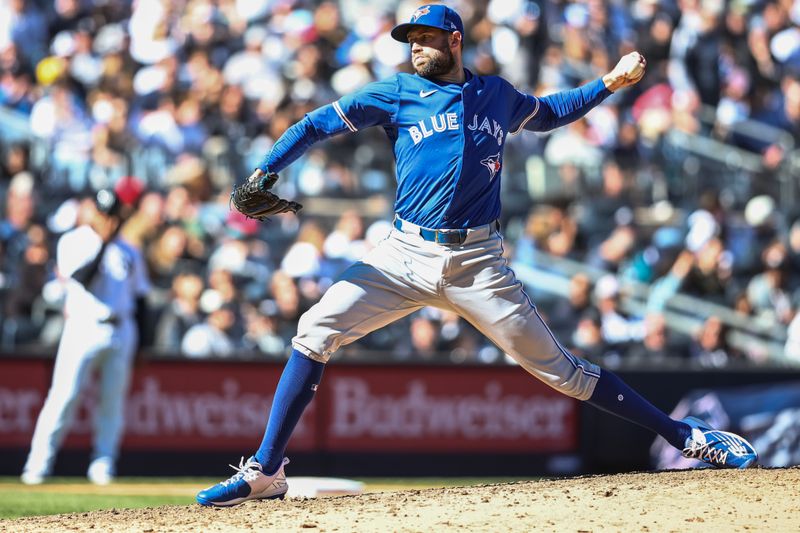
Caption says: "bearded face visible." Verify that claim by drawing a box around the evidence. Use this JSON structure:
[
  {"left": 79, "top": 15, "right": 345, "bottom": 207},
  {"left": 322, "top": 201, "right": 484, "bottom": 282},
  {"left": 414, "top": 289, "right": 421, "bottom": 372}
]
[
  {"left": 408, "top": 28, "right": 457, "bottom": 78},
  {"left": 413, "top": 41, "right": 455, "bottom": 77}
]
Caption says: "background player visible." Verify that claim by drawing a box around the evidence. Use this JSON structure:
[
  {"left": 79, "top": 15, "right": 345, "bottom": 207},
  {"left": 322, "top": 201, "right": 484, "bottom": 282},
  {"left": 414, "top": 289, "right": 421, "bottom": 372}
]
[
  {"left": 21, "top": 183, "right": 150, "bottom": 485},
  {"left": 197, "top": 4, "right": 757, "bottom": 507}
]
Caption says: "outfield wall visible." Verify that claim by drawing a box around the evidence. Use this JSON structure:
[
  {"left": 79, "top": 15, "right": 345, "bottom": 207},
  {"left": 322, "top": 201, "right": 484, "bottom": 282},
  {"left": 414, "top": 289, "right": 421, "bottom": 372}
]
[{"left": 0, "top": 355, "right": 797, "bottom": 477}]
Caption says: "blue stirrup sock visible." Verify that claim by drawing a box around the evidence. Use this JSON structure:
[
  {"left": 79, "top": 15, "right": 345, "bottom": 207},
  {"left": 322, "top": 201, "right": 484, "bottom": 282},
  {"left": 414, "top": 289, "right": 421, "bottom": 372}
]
[
  {"left": 588, "top": 369, "right": 691, "bottom": 450},
  {"left": 255, "top": 349, "right": 325, "bottom": 474}
]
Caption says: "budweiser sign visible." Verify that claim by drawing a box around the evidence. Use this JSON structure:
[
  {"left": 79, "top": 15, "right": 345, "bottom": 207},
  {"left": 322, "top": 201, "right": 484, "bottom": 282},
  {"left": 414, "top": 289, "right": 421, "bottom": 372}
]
[
  {"left": 322, "top": 367, "right": 578, "bottom": 452},
  {"left": 0, "top": 386, "right": 42, "bottom": 438},
  {"left": 0, "top": 360, "right": 316, "bottom": 451},
  {"left": 123, "top": 377, "right": 315, "bottom": 449},
  {"left": 0, "top": 359, "right": 578, "bottom": 454}
]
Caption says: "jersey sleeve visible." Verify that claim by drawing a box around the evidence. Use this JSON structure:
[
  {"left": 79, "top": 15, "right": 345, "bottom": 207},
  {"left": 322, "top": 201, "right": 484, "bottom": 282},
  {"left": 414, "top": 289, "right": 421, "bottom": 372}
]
[
  {"left": 506, "top": 82, "right": 541, "bottom": 134},
  {"left": 512, "top": 78, "right": 612, "bottom": 133},
  {"left": 259, "top": 76, "right": 399, "bottom": 173},
  {"left": 311, "top": 76, "right": 399, "bottom": 134}
]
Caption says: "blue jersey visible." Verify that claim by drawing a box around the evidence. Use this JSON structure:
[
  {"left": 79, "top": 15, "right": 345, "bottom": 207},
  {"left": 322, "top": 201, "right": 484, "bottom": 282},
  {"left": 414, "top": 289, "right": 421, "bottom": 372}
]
[{"left": 260, "top": 70, "right": 611, "bottom": 229}]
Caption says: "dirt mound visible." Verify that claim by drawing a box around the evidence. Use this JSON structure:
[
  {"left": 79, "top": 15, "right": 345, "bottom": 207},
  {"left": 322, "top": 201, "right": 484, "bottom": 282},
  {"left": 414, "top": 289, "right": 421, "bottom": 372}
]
[{"left": 8, "top": 468, "right": 798, "bottom": 532}]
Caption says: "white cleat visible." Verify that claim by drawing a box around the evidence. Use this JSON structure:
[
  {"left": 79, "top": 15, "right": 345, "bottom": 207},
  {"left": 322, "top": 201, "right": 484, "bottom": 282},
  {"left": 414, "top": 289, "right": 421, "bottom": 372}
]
[
  {"left": 87, "top": 457, "right": 115, "bottom": 485},
  {"left": 20, "top": 471, "right": 46, "bottom": 485}
]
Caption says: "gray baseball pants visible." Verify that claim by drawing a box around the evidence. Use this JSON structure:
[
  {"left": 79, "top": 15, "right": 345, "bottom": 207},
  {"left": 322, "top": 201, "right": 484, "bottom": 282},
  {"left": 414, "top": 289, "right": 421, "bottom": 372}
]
[{"left": 292, "top": 218, "right": 600, "bottom": 400}]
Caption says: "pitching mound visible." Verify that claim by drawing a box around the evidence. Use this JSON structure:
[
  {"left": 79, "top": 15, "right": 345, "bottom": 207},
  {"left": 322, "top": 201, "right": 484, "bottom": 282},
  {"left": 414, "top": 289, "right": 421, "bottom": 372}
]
[{"left": 9, "top": 467, "right": 798, "bottom": 532}]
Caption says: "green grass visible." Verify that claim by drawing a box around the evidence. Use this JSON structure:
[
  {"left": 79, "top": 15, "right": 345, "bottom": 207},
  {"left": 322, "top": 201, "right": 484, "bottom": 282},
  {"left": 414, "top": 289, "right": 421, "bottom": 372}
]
[
  {"left": 0, "top": 476, "right": 532, "bottom": 520},
  {"left": 0, "top": 477, "right": 200, "bottom": 520},
  {"left": 0, "top": 492, "right": 193, "bottom": 520}
]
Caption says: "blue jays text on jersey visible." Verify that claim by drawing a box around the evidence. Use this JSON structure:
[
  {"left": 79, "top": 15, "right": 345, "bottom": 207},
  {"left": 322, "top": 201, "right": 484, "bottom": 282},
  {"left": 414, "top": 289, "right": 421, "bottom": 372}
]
[{"left": 259, "top": 70, "right": 611, "bottom": 229}]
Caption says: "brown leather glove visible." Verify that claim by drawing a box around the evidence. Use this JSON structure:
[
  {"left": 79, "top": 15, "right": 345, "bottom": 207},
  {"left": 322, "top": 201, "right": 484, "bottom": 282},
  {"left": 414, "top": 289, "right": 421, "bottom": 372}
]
[{"left": 230, "top": 170, "right": 302, "bottom": 221}]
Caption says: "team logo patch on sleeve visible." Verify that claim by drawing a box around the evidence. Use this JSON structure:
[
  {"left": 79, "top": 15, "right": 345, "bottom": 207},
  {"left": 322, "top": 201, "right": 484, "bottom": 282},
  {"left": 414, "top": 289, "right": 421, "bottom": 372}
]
[{"left": 481, "top": 153, "right": 502, "bottom": 181}]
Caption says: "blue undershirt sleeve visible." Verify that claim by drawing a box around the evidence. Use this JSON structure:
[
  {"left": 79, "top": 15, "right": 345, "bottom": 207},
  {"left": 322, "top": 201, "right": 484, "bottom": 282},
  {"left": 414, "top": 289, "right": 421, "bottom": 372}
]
[
  {"left": 511, "top": 78, "right": 612, "bottom": 134},
  {"left": 258, "top": 76, "right": 399, "bottom": 173}
]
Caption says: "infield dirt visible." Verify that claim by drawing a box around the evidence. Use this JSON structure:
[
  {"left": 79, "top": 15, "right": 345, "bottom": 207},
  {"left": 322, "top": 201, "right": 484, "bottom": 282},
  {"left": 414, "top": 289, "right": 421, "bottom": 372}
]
[{"left": 7, "top": 467, "right": 798, "bottom": 532}]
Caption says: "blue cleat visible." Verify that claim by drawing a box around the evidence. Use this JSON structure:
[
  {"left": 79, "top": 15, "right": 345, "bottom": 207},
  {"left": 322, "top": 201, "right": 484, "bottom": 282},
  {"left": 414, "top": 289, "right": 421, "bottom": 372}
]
[
  {"left": 681, "top": 417, "right": 757, "bottom": 469},
  {"left": 196, "top": 456, "right": 289, "bottom": 507}
]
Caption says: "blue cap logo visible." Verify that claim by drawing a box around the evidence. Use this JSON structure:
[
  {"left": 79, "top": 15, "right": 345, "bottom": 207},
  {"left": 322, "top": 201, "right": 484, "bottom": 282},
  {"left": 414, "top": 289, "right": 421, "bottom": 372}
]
[
  {"left": 411, "top": 6, "right": 430, "bottom": 22},
  {"left": 391, "top": 4, "right": 464, "bottom": 43}
]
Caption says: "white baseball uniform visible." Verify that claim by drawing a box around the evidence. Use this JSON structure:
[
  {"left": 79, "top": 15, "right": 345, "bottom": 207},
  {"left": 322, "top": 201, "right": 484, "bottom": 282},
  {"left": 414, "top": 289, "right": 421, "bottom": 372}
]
[{"left": 22, "top": 224, "right": 150, "bottom": 480}]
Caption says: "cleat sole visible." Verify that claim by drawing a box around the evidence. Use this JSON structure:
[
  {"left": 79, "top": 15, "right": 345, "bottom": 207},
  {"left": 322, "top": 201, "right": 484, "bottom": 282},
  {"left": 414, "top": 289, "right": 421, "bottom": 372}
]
[{"left": 196, "top": 489, "right": 287, "bottom": 507}]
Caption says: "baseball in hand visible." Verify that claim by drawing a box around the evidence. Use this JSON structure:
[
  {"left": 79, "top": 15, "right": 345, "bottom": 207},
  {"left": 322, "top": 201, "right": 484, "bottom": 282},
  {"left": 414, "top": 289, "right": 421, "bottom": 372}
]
[
  {"left": 603, "top": 52, "right": 647, "bottom": 91},
  {"left": 618, "top": 52, "right": 646, "bottom": 81}
]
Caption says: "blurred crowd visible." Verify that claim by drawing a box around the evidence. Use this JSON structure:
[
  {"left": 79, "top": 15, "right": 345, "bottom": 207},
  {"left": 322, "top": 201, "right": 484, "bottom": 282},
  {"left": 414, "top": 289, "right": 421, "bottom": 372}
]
[{"left": 0, "top": 0, "right": 799, "bottom": 367}]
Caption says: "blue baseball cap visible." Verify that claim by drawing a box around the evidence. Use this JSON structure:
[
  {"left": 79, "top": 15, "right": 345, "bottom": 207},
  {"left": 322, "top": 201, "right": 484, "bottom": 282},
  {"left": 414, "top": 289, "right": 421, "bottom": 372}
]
[{"left": 391, "top": 4, "right": 464, "bottom": 43}]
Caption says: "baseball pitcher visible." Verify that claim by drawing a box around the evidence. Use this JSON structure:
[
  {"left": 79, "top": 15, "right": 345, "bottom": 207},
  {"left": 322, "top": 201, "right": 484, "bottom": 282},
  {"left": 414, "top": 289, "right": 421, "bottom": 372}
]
[{"left": 199, "top": 5, "right": 757, "bottom": 506}]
